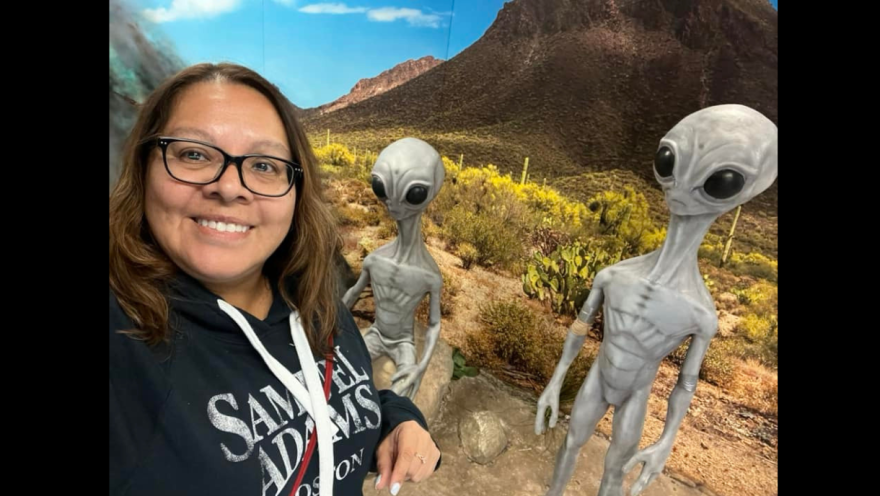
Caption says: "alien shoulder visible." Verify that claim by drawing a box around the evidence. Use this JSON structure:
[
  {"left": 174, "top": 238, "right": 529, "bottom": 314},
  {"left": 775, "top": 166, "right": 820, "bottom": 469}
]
[
  {"left": 360, "top": 252, "right": 376, "bottom": 270},
  {"left": 593, "top": 266, "right": 613, "bottom": 289}
]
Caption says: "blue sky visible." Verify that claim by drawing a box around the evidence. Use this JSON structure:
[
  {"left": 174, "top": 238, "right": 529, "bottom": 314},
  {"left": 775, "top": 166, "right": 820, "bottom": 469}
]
[{"left": 131, "top": 0, "right": 777, "bottom": 108}]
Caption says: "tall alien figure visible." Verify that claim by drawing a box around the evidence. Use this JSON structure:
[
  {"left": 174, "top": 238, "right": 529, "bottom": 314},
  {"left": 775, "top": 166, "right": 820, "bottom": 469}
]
[
  {"left": 534, "top": 104, "right": 778, "bottom": 496},
  {"left": 342, "top": 137, "right": 444, "bottom": 400}
]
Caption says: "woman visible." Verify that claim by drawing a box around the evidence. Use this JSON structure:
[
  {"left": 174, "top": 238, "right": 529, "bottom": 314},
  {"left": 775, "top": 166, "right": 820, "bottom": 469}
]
[{"left": 109, "top": 63, "right": 440, "bottom": 496}]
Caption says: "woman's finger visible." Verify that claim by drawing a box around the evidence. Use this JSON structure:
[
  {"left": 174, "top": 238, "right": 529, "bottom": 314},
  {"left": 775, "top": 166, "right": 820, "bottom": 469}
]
[
  {"left": 413, "top": 440, "right": 440, "bottom": 482},
  {"left": 374, "top": 438, "right": 394, "bottom": 490},
  {"left": 388, "top": 434, "right": 418, "bottom": 494}
]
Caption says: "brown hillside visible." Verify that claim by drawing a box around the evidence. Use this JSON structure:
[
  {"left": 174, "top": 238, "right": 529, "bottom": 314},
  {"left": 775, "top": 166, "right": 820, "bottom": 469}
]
[{"left": 303, "top": 0, "right": 778, "bottom": 219}]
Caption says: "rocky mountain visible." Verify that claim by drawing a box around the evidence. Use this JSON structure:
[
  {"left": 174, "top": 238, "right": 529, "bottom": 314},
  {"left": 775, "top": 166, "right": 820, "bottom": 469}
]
[{"left": 313, "top": 55, "right": 444, "bottom": 115}]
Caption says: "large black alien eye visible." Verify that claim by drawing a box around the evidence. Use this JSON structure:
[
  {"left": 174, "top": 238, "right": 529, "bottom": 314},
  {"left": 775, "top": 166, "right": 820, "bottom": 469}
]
[
  {"left": 703, "top": 170, "right": 745, "bottom": 199},
  {"left": 405, "top": 185, "right": 429, "bottom": 205},
  {"left": 654, "top": 146, "right": 675, "bottom": 178},
  {"left": 371, "top": 176, "right": 387, "bottom": 199}
]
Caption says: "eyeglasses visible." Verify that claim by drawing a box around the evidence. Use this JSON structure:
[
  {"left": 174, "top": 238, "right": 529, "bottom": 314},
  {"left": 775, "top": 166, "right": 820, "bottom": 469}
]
[{"left": 154, "top": 137, "right": 303, "bottom": 197}]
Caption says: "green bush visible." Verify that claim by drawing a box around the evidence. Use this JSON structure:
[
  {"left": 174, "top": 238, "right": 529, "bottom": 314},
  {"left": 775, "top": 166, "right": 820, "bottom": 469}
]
[
  {"left": 314, "top": 143, "right": 355, "bottom": 167},
  {"left": 668, "top": 337, "right": 736, "bottom": 387},
  {"left": 729, "top": 252, "right": 778, "bottom": 282},
  {"left": 698, "top": 234, "right": 725, "bottom": 265},
  {"left": 416, "top": 268, "right": 461, "bottom": 320},
  {"left": 731, "top": 280, "right": 778, "bottom": 368},
  {"left": 456, "top": 242, "right": 479, "bottom": 270},
  {"left": 466, "top": 299, "right": 593, "bottom": 398},
  {"left": 699, "top": 235, "right": 777, "bottom": 282},
  {"left": 585, "top": 186, "right": 662, "bottom": 257},
  {"left": 701, "top": 339, "right": 737, "bottom": 385},
  {"left": 443, "top": 206, "right": 525, "bottom": 271},
  {"left": 331, "top": 199, "right": 382, "bottom": 228}
]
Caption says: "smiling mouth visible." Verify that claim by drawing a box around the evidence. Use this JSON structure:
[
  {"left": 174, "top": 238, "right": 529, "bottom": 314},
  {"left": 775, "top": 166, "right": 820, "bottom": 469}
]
[{"left": 192, "top": 217, "right": 253, "bottom": 233}]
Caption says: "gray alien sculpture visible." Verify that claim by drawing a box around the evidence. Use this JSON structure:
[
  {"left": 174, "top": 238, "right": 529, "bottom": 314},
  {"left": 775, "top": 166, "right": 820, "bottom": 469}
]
[
  {"left": 342, "top": 137, "right": 444, "bottom": 400},
  {"left": 534, "top": 104, "right": 778, "bottom": 496}
]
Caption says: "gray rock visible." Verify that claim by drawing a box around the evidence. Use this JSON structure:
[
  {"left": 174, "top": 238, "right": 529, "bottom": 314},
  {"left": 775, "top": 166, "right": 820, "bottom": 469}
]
[{"left": 459, "top": 410, "right": 508, "bottom": 464}]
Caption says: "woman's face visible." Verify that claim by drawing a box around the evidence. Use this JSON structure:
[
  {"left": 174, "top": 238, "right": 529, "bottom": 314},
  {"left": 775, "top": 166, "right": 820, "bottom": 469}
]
[{"left": 144, "top": 81, "right": 297, "bottom": 289}]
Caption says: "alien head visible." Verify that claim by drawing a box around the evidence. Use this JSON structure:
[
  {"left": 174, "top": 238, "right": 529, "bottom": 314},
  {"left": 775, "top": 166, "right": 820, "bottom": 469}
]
[
  {"left": 653, "top": 104, "right": 777, "bottom": 216},
  {"left": 370, "top": 137, "right": 445, "bottom": 221}
]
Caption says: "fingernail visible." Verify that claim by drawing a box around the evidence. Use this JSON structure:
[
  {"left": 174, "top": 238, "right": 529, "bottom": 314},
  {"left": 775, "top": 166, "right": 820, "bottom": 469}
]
[
  {"left": 391, "top": 482, "right": 400, "bottom": 495},
  {"left": 375, "top": 475, "right": 381, "bottom": 489}
]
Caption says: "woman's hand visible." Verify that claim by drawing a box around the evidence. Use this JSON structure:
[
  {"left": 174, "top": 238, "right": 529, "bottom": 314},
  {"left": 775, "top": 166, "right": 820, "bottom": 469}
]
[{"left": 374, "top": 420, "right": 440, "bottom": 494}]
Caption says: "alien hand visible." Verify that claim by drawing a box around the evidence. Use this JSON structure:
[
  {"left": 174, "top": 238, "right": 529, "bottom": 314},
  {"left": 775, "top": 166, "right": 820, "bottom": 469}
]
[
  {"left": 391, "top": 364, "right": 424, "bottom": 399},
  {"left": 623, "top": 442, "right": 672, "bottom": 496},
  {"left": 534, "top": 382, "right": 561, "bottom": 435}
]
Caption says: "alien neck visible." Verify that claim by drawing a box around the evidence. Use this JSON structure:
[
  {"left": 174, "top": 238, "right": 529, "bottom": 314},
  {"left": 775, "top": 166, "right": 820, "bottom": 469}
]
[
  {"left": 391, "top": 213, "right": 426, "bottom": 264},
  {"left": 647, "top": 212, "right": 717, "bottom": 286}
]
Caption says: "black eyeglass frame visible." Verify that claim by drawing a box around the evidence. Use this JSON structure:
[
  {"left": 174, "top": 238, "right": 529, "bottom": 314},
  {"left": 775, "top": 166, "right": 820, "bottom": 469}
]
[{"left": 154, "top": 136, "right": 304, "bottom": 197}]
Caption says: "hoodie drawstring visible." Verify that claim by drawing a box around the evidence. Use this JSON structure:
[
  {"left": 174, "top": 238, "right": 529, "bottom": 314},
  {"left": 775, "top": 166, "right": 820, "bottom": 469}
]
[{"left": 217, "top": 300, "right": 336, "bottom": 495}]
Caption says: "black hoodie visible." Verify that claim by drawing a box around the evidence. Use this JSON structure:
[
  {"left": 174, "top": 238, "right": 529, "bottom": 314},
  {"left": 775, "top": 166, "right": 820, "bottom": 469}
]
[{"left": 109, "top": 273, "right": 432, "bottom": 496}]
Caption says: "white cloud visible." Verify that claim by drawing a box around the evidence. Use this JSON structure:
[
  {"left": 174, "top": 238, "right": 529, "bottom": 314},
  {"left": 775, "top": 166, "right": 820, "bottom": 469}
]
[
  {"left": 367, "top": 7, "right": 441, "bottom": 27},
  {"left": 298, "top": 3, "right": 367, "bottom": 14},
  {"left": 142, "top": 0, "right": 242, "bottom": 23},
  {"left": 295, "top": 3, "right": 444, "bottom": 27}
]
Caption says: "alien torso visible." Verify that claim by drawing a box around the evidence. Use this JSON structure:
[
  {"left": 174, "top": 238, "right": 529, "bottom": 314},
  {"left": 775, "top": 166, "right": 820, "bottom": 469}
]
[
  {"left": 363, "top": 248, "right": 441, "bottom": 338},
  {"left": 593, "top": 255, "right": 717, "bottom": 404}
]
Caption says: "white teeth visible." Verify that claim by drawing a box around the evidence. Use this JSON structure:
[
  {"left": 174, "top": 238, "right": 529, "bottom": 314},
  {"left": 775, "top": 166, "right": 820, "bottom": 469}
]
[{"left": 196, "top": 219, "right": 250, "bottom": 233}]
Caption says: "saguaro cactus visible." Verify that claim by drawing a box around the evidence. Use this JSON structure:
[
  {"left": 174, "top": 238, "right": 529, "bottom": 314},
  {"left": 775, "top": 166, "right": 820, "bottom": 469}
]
[{"left": 720, "top": 205, "right": 742, "bottom": 267}]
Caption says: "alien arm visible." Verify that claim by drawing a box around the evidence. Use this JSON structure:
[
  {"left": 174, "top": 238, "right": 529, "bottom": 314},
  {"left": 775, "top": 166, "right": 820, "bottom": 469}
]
[
  {"left": 341, "top": 264, "right": 371, "bottom": 309},
  {"left": 656, "top": 328, "right": 713, "bottom": 450},
  {"left": 545, "top": 275, "right": 606, "bottom": 389},
  {"left": 417, "top": 282, "right": 442, "bottom": 373},
  {"left": 534, "top": 273, "right": 607, "bottom": 433}
]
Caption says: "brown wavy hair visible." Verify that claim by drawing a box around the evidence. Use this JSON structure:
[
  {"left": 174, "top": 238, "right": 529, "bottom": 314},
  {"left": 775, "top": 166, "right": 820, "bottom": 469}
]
[{"left": 109, "top": 63, "right": 340, "bottom": 356}]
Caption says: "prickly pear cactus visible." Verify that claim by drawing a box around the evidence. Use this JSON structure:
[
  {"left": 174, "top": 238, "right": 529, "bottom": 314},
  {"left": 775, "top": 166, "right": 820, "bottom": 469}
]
[{"left": 522, "top": 240, "right": 620, "bottom": 316}]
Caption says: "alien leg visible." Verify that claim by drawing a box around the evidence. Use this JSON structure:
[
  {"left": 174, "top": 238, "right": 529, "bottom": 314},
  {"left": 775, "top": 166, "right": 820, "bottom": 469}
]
[
  {"left": 596, "top": 387, "right": 650, "bottom": 496},
  {"left": 546, "top": 365, "right": 609, "bottom": 496},
  {"left": 362, "top": 325, "right": 389, "bottom": 361},
  {"left": 389, "top": 340, "right": 418, "bottom": 398}
]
